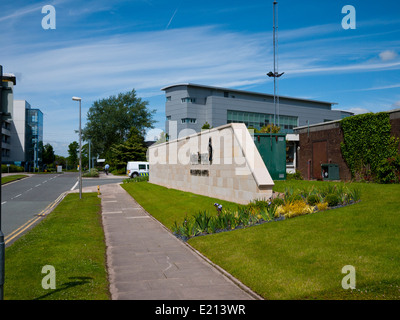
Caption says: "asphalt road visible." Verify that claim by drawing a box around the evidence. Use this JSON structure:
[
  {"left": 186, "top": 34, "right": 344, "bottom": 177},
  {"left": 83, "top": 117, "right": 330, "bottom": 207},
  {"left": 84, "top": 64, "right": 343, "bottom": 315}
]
[{"left": 1, "top": 172, "right": 125, "bottom": 246}]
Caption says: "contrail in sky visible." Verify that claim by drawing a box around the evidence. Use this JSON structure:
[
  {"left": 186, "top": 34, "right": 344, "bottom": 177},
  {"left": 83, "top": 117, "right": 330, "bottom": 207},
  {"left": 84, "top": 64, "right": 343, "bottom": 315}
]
[{"left": 166, "top": 0, "right": 183, "bottom": 29}]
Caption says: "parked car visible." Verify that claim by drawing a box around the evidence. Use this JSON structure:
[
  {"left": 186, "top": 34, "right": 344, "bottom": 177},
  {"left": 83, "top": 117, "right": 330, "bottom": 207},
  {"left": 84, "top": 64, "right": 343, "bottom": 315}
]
[{"left": 126, "top": 161, "right": 149, "bottom": 178}]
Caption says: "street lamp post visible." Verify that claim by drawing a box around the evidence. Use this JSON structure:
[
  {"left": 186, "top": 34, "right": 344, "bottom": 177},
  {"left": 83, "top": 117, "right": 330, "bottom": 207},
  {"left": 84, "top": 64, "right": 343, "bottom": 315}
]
[
  {"left": 267, "top": 0, "right": 284, "bottom": 127},
  {"left": 0, "top": 65, "right": 5, "bottom": 300},
  {"left": 72, "top": 96, "right": 82, "bottom": 199}
]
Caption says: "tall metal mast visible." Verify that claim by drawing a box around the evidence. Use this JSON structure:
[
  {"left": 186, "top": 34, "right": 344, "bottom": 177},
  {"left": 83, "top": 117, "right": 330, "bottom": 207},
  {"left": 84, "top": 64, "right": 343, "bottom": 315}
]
[{"left": 267, "top": 1, "right": 284, "bottom": 127}]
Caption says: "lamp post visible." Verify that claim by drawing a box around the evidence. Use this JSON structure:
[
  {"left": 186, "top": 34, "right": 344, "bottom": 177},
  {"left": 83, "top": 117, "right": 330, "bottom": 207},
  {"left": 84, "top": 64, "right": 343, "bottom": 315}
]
[
  {"left": 72, "top": 96, "right": 82, "bottom": 199},
  {"left": 0, "top": 65, "right": 4, "bottom": 300},
  {"left": 267, "top": 0, "right": 284, "bottom": 127}
]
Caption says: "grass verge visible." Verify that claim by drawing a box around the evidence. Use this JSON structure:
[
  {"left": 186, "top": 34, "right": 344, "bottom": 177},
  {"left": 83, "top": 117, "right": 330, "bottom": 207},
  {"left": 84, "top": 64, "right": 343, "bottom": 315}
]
[
  {"left": 4, "top": 193, "right": 109, "bottom": 300},
  {"left": 1, "top": 175, "right": 28, "bottom": 184},
  {"left": 121, "top": 182, "right": 238, "bottom": 230},
  {"left": 123, "top": 180, "right": 400, "bottom": 300}
]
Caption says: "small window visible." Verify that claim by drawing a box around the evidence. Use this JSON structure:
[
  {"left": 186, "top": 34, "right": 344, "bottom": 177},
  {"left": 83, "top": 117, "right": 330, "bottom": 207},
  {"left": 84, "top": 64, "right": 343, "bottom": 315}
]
[
  {"left": 181, "top": 97, "right": 196, "bottom": 103},
  {"left": 166, "top": 96, "right": 172, "bottom": 102},
  {"left": 224, "top": 91, "right": 229, "bottom": 98},
  {"left": 139, "top": 164, "right": 146, "bottom": 170},
  {"left": 166, "top": 116, "right": 171, "bottom": 121},
  {"left": 181, "top": 118, "right": 197, "bottom": 124}
]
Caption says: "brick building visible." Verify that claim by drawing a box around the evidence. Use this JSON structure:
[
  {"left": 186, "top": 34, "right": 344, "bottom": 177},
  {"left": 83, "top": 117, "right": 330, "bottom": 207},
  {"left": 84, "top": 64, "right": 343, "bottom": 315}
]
[{"left": 294, "top": 109, "right": 400, "bottom": 181}]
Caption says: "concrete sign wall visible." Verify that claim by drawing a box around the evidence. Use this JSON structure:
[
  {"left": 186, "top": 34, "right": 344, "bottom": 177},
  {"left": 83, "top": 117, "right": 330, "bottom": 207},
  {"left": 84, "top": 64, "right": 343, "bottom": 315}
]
[{"left": 148, "top": 123, "right": 274, "bottom": 204}]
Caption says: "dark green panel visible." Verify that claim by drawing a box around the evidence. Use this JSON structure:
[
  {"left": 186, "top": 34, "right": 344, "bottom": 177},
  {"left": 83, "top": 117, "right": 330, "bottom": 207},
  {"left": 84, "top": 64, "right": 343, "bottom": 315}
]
[
  {"left": 254, "top": 133, "right": 286, "bottom": 180},
  {"left": 321, "top": 163, "right": 340, "bottom": 180}
]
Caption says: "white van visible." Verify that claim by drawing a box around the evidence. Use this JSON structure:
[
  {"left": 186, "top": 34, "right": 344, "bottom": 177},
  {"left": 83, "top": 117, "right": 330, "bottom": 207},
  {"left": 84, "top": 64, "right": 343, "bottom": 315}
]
[{"left": 126, "top": 161, "right": 149, "bottom": 178}]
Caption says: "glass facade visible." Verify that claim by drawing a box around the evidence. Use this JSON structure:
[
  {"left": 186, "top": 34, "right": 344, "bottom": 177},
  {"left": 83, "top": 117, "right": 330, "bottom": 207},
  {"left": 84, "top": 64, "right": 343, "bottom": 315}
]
[
  {"left": 25, "top": 108, "right": 43, "bottom": 170},
  {"left": 227, "top": 110, "right": 298, "bottom": 133}
]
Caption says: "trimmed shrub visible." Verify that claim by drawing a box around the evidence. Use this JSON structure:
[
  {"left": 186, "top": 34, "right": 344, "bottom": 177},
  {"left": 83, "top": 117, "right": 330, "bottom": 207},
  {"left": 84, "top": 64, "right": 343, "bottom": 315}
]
[
  {"left": 286, "top": 170, "right": 303, "bottom": 180},
  {"left": 83, "top": 168, "right": 99, "bottom": 177},
  {"left": 325, "top": 194, "right": 339, "bottom": 207},
  {"left": 317, "top": 202, "right": 328, "bottom": 211},
  {"left": 2, "top": 164, "right": 24, "bottom": 173},
  {"left": 307, "top": 194, "right": 320, "bottom": 206}
]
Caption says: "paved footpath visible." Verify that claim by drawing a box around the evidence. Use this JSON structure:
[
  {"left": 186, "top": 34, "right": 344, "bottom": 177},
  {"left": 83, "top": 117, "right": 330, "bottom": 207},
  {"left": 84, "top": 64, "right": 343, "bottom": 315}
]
[{"left": 94, "top": 182, "right": 261, "bottom": 300}]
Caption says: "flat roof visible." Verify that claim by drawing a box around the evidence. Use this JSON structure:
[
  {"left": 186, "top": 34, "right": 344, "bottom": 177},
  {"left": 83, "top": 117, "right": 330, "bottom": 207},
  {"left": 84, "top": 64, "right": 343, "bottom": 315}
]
[
  {"left": 161, "top": 83, "right": 338, "bottom": 106},
  {"left": 2, "top": 73, "right": 16, "bottom": 85}
]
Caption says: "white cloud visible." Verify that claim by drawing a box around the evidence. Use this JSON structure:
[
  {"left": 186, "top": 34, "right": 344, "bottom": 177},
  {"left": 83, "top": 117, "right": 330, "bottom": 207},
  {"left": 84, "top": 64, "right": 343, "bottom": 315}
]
[
  {"left": 392, "top": 101, "right": 400, "bottom": 109},
  {"left": 344, "top": 107, "right": 371, "bottom": 115},
  {"left": 379, "top": 50, "right": 398, "bottom": 61}
]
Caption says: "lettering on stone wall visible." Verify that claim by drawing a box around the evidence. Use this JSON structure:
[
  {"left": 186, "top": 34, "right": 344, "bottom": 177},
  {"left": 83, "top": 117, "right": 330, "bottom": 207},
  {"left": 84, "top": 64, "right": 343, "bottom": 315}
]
[{"left": 190, "top": 169, "right": 209, "bottom": 176}]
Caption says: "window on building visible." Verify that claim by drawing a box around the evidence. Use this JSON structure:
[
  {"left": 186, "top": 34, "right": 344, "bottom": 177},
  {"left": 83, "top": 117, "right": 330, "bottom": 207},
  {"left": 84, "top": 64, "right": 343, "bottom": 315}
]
[
  {"left": 181, "top": 97, "right": 196, "bottom": 103},
  {"left": 227, "top": 110, "right": 297, "bottom": 133},
  {"left": 286, "top": 141, "right": 295, "bottom": 166},
  {"left": 224, "top": 91, "right": 229, "bottom": 98},
  {"left": 166, "top": 96, "right": 172, "bottom": 102},
  {"left": 166, "top": 116, "right": 171, "bottom": 121},
  {"left": 181, "top": 118, "right": 197, "bottom": 124}
]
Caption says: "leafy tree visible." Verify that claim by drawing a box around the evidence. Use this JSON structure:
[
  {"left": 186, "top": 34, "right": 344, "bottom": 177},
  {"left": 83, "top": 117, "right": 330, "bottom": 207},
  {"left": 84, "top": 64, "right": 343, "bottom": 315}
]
[
  {"left": 201, "top": 121, "right": 212, "bottom": 130},
  {"left": 67, "top": 141, "right": 79, "bottom": 169},
  {"left": 109, "top": 127, "right": 148, "bottom": 169},
  {"left": 42, "top": 143, "right": 55, "bottom": 165},
  {"left": 55, "top": 155, "right": 66, "bottom": 168},
  {"left": 83, "top": 89, "right": 155, "bottom": 158}
]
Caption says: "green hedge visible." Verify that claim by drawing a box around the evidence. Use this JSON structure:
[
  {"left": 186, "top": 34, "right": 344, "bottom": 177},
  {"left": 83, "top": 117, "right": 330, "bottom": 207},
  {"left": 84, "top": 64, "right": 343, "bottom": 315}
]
[
  {"left": 340, "top": 112, "right": 399, "bottom": 182},
  {"left": 1, "top": 164, "right": 24, "bottom": 173}
]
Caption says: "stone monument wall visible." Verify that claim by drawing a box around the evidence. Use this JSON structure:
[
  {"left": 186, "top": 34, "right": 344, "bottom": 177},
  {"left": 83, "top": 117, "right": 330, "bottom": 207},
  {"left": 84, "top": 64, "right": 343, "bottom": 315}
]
[{"left": 148, "top": 123, "right": 274, "bottom": 204}]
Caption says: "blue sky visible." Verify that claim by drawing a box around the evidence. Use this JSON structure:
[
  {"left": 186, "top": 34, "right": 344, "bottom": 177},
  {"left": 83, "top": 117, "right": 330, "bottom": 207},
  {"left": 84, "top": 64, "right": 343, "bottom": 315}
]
[{"left": 1, "top": 0, "right": 400, "bottom": 156}]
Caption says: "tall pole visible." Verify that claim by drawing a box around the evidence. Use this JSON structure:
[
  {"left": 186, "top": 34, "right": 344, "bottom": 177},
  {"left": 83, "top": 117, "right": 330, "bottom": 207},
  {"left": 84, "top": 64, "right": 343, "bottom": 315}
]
[
  {"left": 0, "top": 65, "right": 5, "bottom": 300},
  {"left": 79, "top": 99, "right": 82, "bottom": 199},
  {"left": 88, "top": 139, "right": 91, "bottom": 171},
  {"left": 273, "top": 0, "right": 277, "bottom": 127},
  {"left": 267, "top": 1, "right": 284, "bottom": 129},
  {"left": 73, "top": 97, "right": 82, "bottom": 199},
  {"left": 275, "top": 1, "right": 280, "bottom": 128}
]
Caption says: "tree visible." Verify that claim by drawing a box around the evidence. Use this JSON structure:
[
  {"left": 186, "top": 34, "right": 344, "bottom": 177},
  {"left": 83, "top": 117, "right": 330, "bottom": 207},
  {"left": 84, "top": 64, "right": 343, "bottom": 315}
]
[
  {"left": 42, "top": 143, "right": 55, "bottom": 165},
  {"left": 109, "top": 127, "right": 148, "bottom": 169},
  {"left": 67, "top": 141, "right": 79, "bottom": 169},
  {"left": 260, "top": 124, "right": 281, "bottom": 133},
  {"left": 55, "top": 155, "right": 66, "bottom": 168},
  {"left": 83, "top": 89, "right": 155, "bottom": 158}
]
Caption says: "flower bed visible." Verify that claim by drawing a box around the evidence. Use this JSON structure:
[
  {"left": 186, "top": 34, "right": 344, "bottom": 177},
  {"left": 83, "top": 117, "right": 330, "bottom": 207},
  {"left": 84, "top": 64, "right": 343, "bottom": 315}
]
[{"left": 172, "top": 184, "right": 361, "bottom": 241}]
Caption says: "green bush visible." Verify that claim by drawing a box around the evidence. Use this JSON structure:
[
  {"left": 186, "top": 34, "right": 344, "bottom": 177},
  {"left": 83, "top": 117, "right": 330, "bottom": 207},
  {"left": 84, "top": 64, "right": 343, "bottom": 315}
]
[
  {"left": 325, "top": 194, "right": 339, "bottom": 207},
  {"left": 376, "top": 156, "right": 400, "bottom": 184},
  {"left": 307, "top": 194, "right": 320, "bottom": 206},
  {"left": 83, "top": 168, "right": 99, "bottom": 177},
  {"left": 2, "top": 164, "right": 24, "bottom": 173},
  {"left": 123, "top": 175, "right": 149, "bottom": 183},
  {"left": 286, "top": 170, "right": 303, "bottom": 180}
]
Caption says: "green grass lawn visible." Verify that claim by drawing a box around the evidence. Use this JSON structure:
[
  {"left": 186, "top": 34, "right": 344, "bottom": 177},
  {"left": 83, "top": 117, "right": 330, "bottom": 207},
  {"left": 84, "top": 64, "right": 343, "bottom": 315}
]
[
  {"left": 121, "top": 182, "right": 239, "bottom": 230},
  {"left": 1, "top": 175, "right": 28, "bottom": 184},
  {"left": 123, "top": 180, "right": 400, "bottom": 300},
  {"left": 4, "top": 193, "right": 109, "bottom": 300}
]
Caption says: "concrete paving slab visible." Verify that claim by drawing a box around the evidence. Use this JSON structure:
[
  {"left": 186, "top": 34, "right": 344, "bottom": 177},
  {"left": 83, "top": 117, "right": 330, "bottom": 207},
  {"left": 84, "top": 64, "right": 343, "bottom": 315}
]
[{"left": 98, "top": 182, "right": 262, "bottom": 300}]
